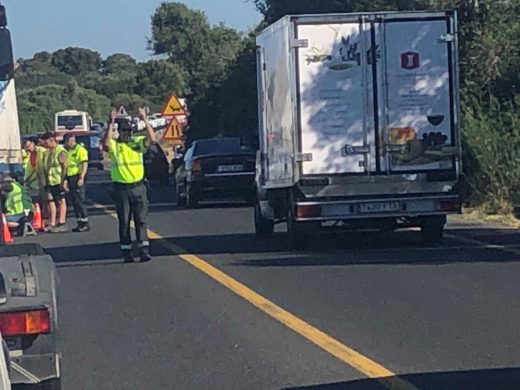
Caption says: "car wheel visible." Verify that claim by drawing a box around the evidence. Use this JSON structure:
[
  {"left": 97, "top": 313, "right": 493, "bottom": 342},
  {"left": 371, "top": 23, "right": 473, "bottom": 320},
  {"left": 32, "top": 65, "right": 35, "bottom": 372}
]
[
  {"left": 254, "top": 202, "right": 274, "bottom": 238},
  {"left": 186, "top": 184, "right": 199, "bottom": 209}
]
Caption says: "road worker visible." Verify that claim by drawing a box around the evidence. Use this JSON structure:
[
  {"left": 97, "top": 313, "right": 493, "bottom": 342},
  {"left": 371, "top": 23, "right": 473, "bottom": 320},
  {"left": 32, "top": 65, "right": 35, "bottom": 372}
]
[
  {"left": 22, "top": 137, "right": 47, "bottom": 205},
  {"left": 64, "top": 133, "right": 90, "bottom": 232},
  {"left": 103, "top": 107, "right": 156, "bottom": 263},
  {"left": 41, "top": 132, "right": 68, "bottom": 233},
  {"left": 0, "top": 176, "right": 34, "bottom": 234}
]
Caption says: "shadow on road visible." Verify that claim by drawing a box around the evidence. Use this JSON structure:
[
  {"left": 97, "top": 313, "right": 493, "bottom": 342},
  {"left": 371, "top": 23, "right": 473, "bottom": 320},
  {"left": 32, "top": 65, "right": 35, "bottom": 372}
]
[
  {"left": 285, "top": 367, "right": 520, "bottom": 390},
  {"left": 45, "top": 227, "right": 520, "bottom": 267}
]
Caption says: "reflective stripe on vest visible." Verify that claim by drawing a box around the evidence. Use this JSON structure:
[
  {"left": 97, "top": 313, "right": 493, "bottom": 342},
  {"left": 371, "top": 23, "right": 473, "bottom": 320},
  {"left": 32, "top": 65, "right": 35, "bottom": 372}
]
[
  {"left": 109, "top": 137, "right": 145, "bottom": 184},
  {"left": 47, "top": 145, "right": 66, "bottom": 186}
]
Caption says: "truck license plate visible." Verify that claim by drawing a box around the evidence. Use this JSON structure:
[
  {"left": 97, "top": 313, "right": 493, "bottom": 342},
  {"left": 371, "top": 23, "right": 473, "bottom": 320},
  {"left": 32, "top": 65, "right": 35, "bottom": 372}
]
[
  {"left": 358, "top": 201, "right": 400, "bottom": 213},
  {"left": 217, "top": 164, "right": 243, "bottom": 173}
]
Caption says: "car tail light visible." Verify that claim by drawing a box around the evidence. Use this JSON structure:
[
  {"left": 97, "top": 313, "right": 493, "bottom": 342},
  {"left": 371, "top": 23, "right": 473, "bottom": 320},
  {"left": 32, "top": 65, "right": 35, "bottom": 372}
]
[
  {"left": 439, "top": 199, "right": 460, "bottom": 212},
  {"left": 0, "top": 309, "right": 51, "bottom": 337},
  {"left": 192, "top": 159, "right": 202, "bottom": 176},
  {"left": 295, "top": 204, "right": 321, "bottom": 219}
]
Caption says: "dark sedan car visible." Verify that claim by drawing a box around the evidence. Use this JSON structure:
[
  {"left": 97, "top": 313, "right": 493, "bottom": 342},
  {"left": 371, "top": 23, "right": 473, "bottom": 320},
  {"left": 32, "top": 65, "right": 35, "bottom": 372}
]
[
  {"left": 75, "top": 131, "right": 104, "bottom": 170},
  {"left": 175, "top": 138, "right": 256, "bottom": 208}
]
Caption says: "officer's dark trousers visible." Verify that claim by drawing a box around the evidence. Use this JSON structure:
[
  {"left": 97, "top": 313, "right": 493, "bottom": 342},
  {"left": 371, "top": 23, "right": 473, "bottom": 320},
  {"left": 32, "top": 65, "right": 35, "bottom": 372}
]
[
  {"left": 67, "top": 175, "right": 89, "bottom": 223},
  {"left": 112, "top": 181, "right": 149, "bottom": 252}
]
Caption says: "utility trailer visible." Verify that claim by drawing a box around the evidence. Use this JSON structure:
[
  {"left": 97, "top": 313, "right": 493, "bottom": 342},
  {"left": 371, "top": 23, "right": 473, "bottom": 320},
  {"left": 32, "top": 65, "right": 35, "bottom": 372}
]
[{"left": 254, "top": 11, "right": 462, "bottom": 247}]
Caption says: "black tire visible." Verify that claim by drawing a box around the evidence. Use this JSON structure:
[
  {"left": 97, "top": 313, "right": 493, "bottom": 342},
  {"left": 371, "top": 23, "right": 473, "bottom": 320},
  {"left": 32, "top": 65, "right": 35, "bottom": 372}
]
[
  {"left": 421, "top": 216, "right": 446, "bottom": 245},
  {"left": 186, "top": 184, "right": 199, "bottom": 209},
  {"left": 254, "top": 202, "right": 274, "bottom": 238}
]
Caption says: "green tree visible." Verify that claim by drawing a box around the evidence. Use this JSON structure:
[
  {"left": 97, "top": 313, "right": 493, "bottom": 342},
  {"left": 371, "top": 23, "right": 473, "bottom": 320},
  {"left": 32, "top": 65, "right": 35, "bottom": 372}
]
[
  {"left": 149, "top": 2, "right": 245, "bottom": 97},
  {"left": 135, "top": 59, "right": 188, "bottom": 102},
  {"left": 102, "top": 53, "right": 138, "bottom": 75},
  {"left": 51, "top": 47, "right": 102, "bottom": 75}
]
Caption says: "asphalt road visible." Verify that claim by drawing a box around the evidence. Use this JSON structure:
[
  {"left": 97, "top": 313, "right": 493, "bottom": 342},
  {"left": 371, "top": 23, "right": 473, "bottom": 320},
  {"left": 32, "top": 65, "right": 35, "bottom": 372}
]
[{"left": 17, "top": 169, "right": 520, "bottom": 389}]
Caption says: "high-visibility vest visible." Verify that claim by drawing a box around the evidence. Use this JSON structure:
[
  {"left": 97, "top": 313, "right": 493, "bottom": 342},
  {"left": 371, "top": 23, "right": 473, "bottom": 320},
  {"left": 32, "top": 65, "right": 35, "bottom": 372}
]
[
  {"left": 23, "top": 146, "right": 46, "bottom": 190},
  {"left": 5, "top": 181, "right": 33, "bottom": 216},
  {"left": 46, "top": 145, "right": 67, "bottom": 186},
  {"left": 108, "top": 137, "right": 146, "bottom": 184},
  {"left": 67, "top": 143, "right": 89, "bottom": 177}
]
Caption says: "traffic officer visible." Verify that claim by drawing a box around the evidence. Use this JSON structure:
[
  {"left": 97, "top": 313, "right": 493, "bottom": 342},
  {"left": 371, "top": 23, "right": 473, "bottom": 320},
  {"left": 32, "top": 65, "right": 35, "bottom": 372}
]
[
  {"left": 103, "top": 107, "right": 156, "bottom": 263},
  {"left": 64, "top": 133, "right": 90, "bottom": 232}
]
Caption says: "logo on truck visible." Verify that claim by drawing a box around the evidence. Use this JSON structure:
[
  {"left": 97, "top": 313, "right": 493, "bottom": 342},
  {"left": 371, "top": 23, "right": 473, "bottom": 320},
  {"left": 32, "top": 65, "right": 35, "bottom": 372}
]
[{"left": 401, "top": 51, "right": 420, "bottom": 70}]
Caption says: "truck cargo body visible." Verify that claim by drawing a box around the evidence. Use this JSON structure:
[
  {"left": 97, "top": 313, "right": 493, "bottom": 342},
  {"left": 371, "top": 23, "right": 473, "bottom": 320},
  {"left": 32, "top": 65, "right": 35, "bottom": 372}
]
[
  {"left": 255, "top": 11, "right": 461, "bottom": 245},
  {"left": 0, "top": 80, "right": 22, "bottom": 178}
]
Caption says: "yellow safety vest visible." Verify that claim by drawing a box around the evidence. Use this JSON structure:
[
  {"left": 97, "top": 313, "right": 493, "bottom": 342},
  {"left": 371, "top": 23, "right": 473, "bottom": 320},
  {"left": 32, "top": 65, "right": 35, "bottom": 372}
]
[
  {"left": 5, "top": 182, "right": 33, "bottom": 216},
  {"left": 108, "top": 137, "right": 146, "bottom": 184},
  {"left": 23, "top": 146, "right": 46, "bottom": 190},
  {"left": 67, "top": 143, "right": 89, "bottom": 177},
  {"left": 46, "top": 145, "right": 67, "bottom": 186}
]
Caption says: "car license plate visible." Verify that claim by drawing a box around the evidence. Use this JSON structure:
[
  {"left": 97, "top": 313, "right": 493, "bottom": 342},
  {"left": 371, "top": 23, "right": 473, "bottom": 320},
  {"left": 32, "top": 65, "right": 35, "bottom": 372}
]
[
  {"left": 217, "top": 164, "right": 243, "bottom": 173},
  {"left": 358, "top": 201, "right": 400, "bottom": 213}
]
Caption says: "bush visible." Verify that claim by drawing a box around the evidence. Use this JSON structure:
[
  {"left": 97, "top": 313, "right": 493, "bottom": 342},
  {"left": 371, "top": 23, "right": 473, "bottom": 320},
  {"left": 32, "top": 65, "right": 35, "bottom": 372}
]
[{"left": 462, "top": 96, "right": 520, "bottom": 213}]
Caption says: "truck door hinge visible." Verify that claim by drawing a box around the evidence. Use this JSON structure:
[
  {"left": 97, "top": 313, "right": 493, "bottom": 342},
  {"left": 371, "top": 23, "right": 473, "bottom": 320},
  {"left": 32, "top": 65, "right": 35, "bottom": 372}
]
[
  {"left": 296, "top": 153, "right": 313, "bottom": 162},
  {"left": 344, "top": 144, "right": 370, "bottom": 155},
  {"left": 439, "top": 34, "right": 455, "bottom": 42},
  {"left": 291, "top": 39, "right": 309, "bottom": 48}
]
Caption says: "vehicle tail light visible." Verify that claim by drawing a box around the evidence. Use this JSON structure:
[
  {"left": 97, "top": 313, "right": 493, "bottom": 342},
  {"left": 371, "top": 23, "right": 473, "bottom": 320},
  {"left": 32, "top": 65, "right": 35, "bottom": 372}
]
[
  {"left": 296, "top": 204, "right": 321, "bottom": 219},
  {"left": 192, "top": 159, "right": 202, "bottom": 176},
  {"left": 0, "top": 309, "right": 51, "bottom": 337},
  {"left": 439, "top": 199, "right": 460, "bottom": 212}
]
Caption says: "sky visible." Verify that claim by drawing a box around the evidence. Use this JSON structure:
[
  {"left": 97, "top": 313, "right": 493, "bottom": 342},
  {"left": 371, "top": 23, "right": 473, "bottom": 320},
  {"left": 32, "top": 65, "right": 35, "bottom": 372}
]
[{"left": 1, "top": 0, "right": 261, "bottom": 61}]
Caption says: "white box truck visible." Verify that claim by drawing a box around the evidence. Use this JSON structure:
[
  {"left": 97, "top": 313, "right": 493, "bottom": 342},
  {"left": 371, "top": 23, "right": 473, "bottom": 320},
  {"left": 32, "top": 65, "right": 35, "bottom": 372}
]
[{"left": 254, "top": 11, "right": 462, "bottom": 247}]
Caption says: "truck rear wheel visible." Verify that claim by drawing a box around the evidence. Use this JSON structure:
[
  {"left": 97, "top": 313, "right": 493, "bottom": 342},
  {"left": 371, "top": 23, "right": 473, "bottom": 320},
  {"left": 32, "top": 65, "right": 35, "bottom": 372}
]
[
  {"left": 254, "top": 202, "right": 274, "bottom": 238},
  {"left": 421, "top": 216, "right": 446, "bottom": 245}
]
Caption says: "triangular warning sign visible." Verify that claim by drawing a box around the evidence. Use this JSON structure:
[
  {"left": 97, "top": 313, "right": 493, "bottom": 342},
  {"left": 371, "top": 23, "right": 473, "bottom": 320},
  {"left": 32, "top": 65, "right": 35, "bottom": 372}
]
[
  {"left": 116, "top": 106, "right": 129, "bottom": 118},
  {"left": 162, "top": 117, "right": 183, "bottom": 140},
  {"left": 161, "top": 93, "right": 186, "bottom": 117}
]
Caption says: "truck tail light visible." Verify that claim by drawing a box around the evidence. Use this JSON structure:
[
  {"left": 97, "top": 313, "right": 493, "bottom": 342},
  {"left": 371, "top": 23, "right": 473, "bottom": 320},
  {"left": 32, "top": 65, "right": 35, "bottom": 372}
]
[
  {"left": 296, "top": 204, "right": 321, "bottom": 219},
  {"left": 439, "top": 199, "right": 460, "bottom": 212},
  {"left": 192, "top": 160, "right": 202, "bottom": 176},
  {"left": 0, "top": 309, "right": 51, "bottom": 337}
]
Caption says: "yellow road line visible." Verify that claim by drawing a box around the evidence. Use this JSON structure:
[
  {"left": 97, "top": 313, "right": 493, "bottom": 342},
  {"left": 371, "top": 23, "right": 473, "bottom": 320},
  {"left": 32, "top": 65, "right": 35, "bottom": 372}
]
[
  {"left": 95, "top": 201, "right": 417, "bottom": 388},
  {"left": 149, "top": 229, "right": 417, "bottom": 389}
]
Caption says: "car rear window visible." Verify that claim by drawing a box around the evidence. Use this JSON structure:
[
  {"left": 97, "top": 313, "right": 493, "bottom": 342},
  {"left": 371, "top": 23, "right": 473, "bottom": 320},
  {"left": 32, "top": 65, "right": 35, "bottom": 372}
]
[{"left": 193, "top": 139, "right": 252, "bottom": 156}]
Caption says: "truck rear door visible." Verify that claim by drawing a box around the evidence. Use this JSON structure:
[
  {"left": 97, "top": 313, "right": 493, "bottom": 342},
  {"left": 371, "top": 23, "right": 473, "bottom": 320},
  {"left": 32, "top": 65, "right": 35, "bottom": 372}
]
[
  {"left": 295, "top": 21, "right": 376, "bottom": 176},
  {"left": 375, "top": 14, "right": 458, "bottom": 174}
]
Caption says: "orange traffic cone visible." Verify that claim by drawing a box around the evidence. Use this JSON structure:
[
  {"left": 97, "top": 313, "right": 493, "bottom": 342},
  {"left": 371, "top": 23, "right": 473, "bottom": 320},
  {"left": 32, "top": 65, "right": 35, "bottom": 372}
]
[
  {"left": 1, "top": 214, "right": 13, "bottom": 244},
  {"left": 32, "top": 203, "right": 43, "bottom": 231}
]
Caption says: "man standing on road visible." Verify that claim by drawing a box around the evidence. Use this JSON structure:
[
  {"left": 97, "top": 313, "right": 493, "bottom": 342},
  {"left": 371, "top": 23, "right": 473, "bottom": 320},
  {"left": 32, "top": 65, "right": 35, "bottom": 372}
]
[
  {"left": 41, "top": 132, "right": 68, "bottom": 233},
  {"left": 103, "top": 107, "right": 156, "bottom": 263},
  {"left": 22, "top": 137, "right": 46, "bottom": 203},
  {"left": 64, "top": 133, "right": 90, "bottom": 232}
]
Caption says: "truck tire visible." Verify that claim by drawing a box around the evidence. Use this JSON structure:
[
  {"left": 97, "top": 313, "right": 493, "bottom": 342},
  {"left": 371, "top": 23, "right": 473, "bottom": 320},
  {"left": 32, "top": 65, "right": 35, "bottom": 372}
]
[
  {"left": 254, "top": 202, "right": 274, "bottom": 238},
  {"left": 421, "top": 215, "right": 446, "bottom": 245},
  {"left": 186, "top": 184, "right": 199, "bottom": 209}
]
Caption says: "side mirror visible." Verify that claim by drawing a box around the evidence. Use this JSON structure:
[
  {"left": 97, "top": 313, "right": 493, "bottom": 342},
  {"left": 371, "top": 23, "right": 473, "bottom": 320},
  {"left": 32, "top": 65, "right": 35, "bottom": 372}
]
[{"left": 0, "top": 28, "right": 14, "bottom": 81}]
